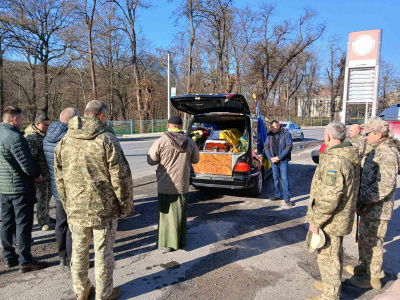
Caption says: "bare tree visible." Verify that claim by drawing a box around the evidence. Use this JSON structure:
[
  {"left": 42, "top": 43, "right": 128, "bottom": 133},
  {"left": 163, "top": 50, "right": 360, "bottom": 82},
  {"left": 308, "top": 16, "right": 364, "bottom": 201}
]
[
  {"left": 107, "top": 0, "right": 151, "bottom": 133},
  {"left": 326, "top": 37, "right": 345, "bottom": 120},
  {"left": 249, "top": 6, "right": 325, "bottom": 107},
  {"left": 76, "top": 0, "right": 98, "bottom": 99},
  {"left": 1, "top": 0, "right": 78, "bottom": 117}
]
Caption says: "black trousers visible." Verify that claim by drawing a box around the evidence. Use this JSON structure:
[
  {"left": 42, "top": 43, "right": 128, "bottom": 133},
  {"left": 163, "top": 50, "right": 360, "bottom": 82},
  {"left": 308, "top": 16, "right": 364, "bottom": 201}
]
[
  {"left": 0, "top": 193, "right": 35, "bottom": 265},
  {"left": 55, "top": 201, "right": 72, "bottom": 262}
]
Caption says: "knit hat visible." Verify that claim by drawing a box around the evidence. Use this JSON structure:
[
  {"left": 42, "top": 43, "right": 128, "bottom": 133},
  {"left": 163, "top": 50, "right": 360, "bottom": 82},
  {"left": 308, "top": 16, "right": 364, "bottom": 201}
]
[{"left": 168, "top": 115, "right": 183, "bottom": 125}]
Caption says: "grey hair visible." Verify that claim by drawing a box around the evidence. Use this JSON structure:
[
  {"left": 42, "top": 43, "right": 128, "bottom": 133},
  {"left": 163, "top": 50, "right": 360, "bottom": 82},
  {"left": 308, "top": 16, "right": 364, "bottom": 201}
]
[
  {"left": 35, "top": 114, "right": 50, "bottom": 124},
  {"left": 59, "top": 107, "right": 79, "bottom": 123},
  {"left": 326, "top": 121, "right": 347, "bottom": 142},
  {"left": 84, "top": 100, "right": 108, "bottom": 118}
]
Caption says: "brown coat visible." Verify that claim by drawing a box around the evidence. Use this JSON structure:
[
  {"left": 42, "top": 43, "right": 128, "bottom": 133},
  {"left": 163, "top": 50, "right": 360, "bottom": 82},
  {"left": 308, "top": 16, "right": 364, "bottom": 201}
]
[{"left": 147, "top": 131, "right": 199, "bottom": 194}]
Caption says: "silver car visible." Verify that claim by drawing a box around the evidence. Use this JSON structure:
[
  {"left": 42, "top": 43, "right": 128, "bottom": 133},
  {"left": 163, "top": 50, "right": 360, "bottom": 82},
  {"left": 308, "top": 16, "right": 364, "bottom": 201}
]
[{"left": 280, "top": 122, "right": 304, "bottom": 140}]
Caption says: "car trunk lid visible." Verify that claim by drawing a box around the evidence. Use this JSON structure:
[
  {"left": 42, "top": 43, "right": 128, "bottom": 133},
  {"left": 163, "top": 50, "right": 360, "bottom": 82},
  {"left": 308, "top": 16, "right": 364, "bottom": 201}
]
[{"left": 171, "top": 94, "right": 250, "bottom": 115}]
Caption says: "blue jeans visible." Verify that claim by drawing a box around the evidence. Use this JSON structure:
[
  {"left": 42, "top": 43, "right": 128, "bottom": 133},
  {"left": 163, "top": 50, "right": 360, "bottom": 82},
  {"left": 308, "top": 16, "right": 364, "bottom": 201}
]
[{"left": 271, "top": 161, "right": 290, "bottom": 201}]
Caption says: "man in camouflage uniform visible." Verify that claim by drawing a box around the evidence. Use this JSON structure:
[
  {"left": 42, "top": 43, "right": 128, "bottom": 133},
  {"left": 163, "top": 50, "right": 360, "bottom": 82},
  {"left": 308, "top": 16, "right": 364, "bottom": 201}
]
[
  {"left": 348, "top": 118, "right": 399, "bottom": 290},
  {"left": 347, "top": 124, "right": 366, "bottom": 158},
  {"left": 306, "top": 121, "right": 360, "bottom": 300},
  {"left": 55, "top": 100, "right": 134, "bottom": 300},
  {"left": 24, "top": 114, "right": 53, "bottom": 231}
]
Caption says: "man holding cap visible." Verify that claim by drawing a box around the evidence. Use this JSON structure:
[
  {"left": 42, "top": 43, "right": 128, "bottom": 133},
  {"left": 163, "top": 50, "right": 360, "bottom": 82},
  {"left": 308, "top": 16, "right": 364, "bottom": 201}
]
[
  {"left": 348, "top": 118, "right": 399, "bottom": 290},
  {"left": 306, "top": 121, "right": 360, "bottom": 300},
  {"left": 147, "top": 116, "right": 199, "bottom": 253}
]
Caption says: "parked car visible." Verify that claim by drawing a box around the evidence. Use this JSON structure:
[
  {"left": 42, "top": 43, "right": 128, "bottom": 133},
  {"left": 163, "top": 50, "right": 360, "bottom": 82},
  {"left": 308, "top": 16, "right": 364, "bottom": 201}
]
[
  {"left": 279, "top": 121, "right": 304, "bottom": 140},
  {"left": 171, "top": 93, "right": 271, "bottom": 197},
  {"left": 311, "top": 144, "right": 326, "bottom": 164}
]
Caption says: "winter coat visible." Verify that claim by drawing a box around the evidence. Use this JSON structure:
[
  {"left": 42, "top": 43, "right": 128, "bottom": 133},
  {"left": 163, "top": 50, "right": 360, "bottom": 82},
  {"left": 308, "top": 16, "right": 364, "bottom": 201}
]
[
  {"left": 54, "top": 116, "right": 134, "bottom": 227},
  {"left": 0, "top": 122, "right": 39, "bottom": 194},
  {"left": 306, "top": 141, "right": 360, "bottom": 236},
  {"left": 264, "top": 127, "right": 293, "bottom": 162},
  {"left": 359, "top": 138, "right": 399, "bottom": 221},
  {"left": 43, "top": 121, "right": 68, "bottom": 201},
  {"left": 147, "top": 131, "right": 200, "bottom": 194}
]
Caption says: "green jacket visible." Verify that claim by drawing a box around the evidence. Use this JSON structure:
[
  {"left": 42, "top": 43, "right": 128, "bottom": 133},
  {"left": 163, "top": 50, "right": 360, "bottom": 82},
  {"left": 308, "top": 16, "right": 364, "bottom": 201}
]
[
  {"left": 359, "top": 137, "right": 399, "bottom": 220},
  {"left": 307, "top": 141, "right": 360, "bottom": 236},
  {"left": 54, "top": 116, "right": 134, "bottom": 227},
  {"left": 24, "top": 124, "right": 50, "bottom": 181},
  {"left": 0, "top": 122, "right": 39, "bottom": 194}
]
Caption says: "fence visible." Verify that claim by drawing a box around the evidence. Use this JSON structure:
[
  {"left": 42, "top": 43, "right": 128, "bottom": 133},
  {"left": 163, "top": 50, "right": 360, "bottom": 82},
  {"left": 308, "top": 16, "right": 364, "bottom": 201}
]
[{"left": 266, "top": 116, "right": 332, "bottom": 127}]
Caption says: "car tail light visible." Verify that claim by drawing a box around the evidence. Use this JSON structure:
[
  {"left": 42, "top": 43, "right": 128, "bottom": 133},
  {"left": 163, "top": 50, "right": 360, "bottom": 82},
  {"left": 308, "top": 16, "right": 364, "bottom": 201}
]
[{"left": 234, "top": 162, "right": 250, "bottom": 172}]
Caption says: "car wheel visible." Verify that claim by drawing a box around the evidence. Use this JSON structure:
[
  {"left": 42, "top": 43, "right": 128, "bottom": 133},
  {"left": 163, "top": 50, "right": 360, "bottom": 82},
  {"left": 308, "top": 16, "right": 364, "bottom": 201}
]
[
  {"left": 300, "top": 133, "right": 304, "bottom": 140},
  {"left": 249, "top": 170, "right": 263, "bottom": 197}
]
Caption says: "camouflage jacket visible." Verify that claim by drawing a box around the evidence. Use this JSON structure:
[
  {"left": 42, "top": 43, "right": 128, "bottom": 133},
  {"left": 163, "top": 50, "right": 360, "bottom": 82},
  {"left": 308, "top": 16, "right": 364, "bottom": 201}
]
[
  {"left": 54, "top": 116, "right": 134, "bottom": 227},
  {"left": 24, "top": 124, "right": 50, "bottom": 181},
  {"left": 359, "top": 137, "right": 399, "bottom": 220},
  {"left": 347, "top": 136, "right": 367, "bottom": 158},
  {"left": 307, "top": 141, "right": 360, "bottom": 236}
]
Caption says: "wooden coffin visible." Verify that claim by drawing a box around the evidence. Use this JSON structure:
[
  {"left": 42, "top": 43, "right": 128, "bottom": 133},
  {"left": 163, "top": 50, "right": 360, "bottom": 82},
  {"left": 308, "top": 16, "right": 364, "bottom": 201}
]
[{"left": 192, "top": 153, "right": 232, "bottom": 176}]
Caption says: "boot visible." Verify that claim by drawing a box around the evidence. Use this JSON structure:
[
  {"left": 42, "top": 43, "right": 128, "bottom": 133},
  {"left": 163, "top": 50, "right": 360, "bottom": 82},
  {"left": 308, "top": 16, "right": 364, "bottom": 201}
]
[
  {"left": 313, "top": 281, "right": 324, "bottom": 292},
  {"left": 350, "top": 274, "right": 377, "bottom": 289},
  {"left": 370, "top": 276, "right": 382, "bottom": 290},
  {"left": 103, "top": 287, "right": 122, "bottom": 300},
  {"left": 77, "top": 285, "right": 95, "bottom": 300},
  {"left": 346, "top": 264, "right": 367, "bottom": 276}
]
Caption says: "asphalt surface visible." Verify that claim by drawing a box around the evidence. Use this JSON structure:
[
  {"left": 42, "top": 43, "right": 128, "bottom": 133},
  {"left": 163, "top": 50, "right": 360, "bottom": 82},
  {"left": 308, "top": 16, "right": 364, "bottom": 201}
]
[
  {"left": 121, "top": 129, "right": 325, "bottom": 179},
  {"left": 1, "top": 145, "right": 399, "bottom": 300}
]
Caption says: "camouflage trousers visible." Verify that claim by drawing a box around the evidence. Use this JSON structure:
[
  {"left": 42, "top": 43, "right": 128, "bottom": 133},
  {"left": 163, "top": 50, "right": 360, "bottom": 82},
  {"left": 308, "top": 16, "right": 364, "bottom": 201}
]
[
  {"left": 317, "top": 234, "right": 343, "bottom": 300},
  {"left": 69, "top": 217, "right": 118, "bottom": 300},
  {"left": 358, "top": 218, "right": 388, "bottom": 278},
  {"left": 35, "top": 181, "right": 52, "bottom": 226}
]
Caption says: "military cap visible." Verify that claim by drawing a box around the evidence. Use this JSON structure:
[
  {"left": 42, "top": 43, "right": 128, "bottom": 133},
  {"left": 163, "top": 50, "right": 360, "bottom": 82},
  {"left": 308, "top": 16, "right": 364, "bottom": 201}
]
[
  {"left": 362, "top": 118, "right": 389, "bottom": 135},
  {"left": 305, "top": 229, "right": 326, "bottom": 253}
]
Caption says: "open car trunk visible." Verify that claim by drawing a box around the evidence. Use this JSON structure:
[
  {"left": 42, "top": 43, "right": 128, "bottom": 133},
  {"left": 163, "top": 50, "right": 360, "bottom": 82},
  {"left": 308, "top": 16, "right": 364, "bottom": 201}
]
[{"left": 188, "top": 114, "right": 250, "bottom": 177}]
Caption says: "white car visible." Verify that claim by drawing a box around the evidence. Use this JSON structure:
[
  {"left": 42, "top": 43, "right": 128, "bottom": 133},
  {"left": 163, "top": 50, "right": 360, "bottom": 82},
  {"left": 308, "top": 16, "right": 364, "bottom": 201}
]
[{"left": 280, "top": 122, "right": 304, "bottom": 140}]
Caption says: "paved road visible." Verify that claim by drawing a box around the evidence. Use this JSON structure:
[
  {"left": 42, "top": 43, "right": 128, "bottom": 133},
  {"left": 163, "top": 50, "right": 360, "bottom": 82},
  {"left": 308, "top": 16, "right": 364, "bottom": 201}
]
[
  {"left": 1, "top": 146, "right": 398, "bottom": 300},
  {"left": 121, "top": 129, "right": 325, "bottom": 179}
]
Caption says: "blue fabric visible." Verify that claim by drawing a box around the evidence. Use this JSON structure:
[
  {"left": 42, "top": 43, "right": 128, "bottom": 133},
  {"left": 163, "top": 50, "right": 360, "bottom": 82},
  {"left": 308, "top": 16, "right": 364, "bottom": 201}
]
[
  {"left": 208, "top": 130, "right": 222, "bottom": 140},
  {"left": 256, "top": 102, "right": 268, "bottom": 155},
  {"left": 264, "top": 128, "right": 292, "bottom": 162},
  {"left": 271, "top": 162, "right": 290, "bottom": 201},
  {"left": 43, "top": 122, "right": 68, "bottom": 201}
]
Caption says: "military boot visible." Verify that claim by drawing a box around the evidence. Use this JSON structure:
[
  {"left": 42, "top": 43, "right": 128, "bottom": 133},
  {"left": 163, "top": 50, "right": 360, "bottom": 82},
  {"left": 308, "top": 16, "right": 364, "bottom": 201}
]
[
  {"left": 345, "top": 264, "right": 367, "bottom": 276},
  {"left": 103, "top": 287, "right": 122, "bottom": 300},
  {"left": 77, "top": 285, "right": 95, "bottom": 300},
  {"left": 350, "top": 274, "right": 381, "bottom": 289},
  {"left": 313, "top": 281, "right": 324, "bottom": 292}
]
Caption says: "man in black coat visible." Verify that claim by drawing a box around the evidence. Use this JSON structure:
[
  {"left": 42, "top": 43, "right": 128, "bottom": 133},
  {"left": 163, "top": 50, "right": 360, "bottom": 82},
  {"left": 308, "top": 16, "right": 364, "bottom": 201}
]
[
  {"left": 0, "top": 106, "right": 48, "bottom": 273},
  {"left": 43, "top": 107, "right": 78, "bottom": 267}
]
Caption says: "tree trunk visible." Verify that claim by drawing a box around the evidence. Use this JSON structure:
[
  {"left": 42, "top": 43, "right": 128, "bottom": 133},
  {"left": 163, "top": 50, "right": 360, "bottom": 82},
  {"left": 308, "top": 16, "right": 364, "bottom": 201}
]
[{"left": 0, "top": 41, "right": 4, "bottom": 120}]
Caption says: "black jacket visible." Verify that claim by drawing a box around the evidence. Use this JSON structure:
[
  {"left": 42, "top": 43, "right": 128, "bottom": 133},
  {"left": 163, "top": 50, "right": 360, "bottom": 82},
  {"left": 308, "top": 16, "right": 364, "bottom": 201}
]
[
  {"left": 0, "top": 122, "right": 39, "bottom": 194},
  {"left": 264, "top": 127, "right": 293, "bottom": 162},
  {"left": 43, "top": 121, "right": 68, "bottom": 201}
]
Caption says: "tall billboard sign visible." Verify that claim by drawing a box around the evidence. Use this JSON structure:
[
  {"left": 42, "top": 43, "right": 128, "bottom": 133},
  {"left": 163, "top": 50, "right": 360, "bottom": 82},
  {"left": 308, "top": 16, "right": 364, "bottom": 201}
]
[{"left": 341, "top": 29, "right": 382, "bottom": 124}]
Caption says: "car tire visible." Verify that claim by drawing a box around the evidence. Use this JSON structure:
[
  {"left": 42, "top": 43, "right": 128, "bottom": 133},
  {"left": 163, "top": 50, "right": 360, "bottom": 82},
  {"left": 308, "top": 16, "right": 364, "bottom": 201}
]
[
  {"left": 249, "top": 169, "right": 263, "bottom": 197},
  {"left": 311, "top": 149, "right": 320, "bottom": 164},
  {"left": 300, "top": 133, "right": 304, "bottom": 140}
]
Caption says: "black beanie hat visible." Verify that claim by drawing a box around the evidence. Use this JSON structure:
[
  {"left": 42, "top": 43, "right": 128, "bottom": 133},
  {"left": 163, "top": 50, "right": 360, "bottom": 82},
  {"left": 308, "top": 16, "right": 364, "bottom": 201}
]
[{"left": 168, "top": 115, "right": 183, "bottom": 125}]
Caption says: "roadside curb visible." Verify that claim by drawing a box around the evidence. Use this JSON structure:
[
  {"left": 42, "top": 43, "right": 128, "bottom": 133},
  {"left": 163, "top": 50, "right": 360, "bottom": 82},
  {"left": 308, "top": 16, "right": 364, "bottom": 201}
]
[{"left": 292, "top": 140, "right": 323, "bottom": 152}]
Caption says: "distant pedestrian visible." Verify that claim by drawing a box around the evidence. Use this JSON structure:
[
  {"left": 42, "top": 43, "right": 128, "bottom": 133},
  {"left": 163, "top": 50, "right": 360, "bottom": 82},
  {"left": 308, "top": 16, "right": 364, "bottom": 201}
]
[
  {"left": 147, "top": 115, "right": 199, "bottom": 253},
  {"left": 264, "top": 120, "right": 294, "bottom": 206},
  {"left": 348, "top": 118, "right": 399, "bottom": 290},
  {"left": 24, "top": 114, "right": 53, "bottom": 231},
  {"left": 55, "top": 100, "right": 134, "bottom": 300},
  {"left": 306, "top": 121, "right": 360, "bottom": 300},
  {"left": 43, "top": 108, "right": 78, "bottom": 268},
  {"left": 0, "top": 106, "right": 48, "bottom": 273}
]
